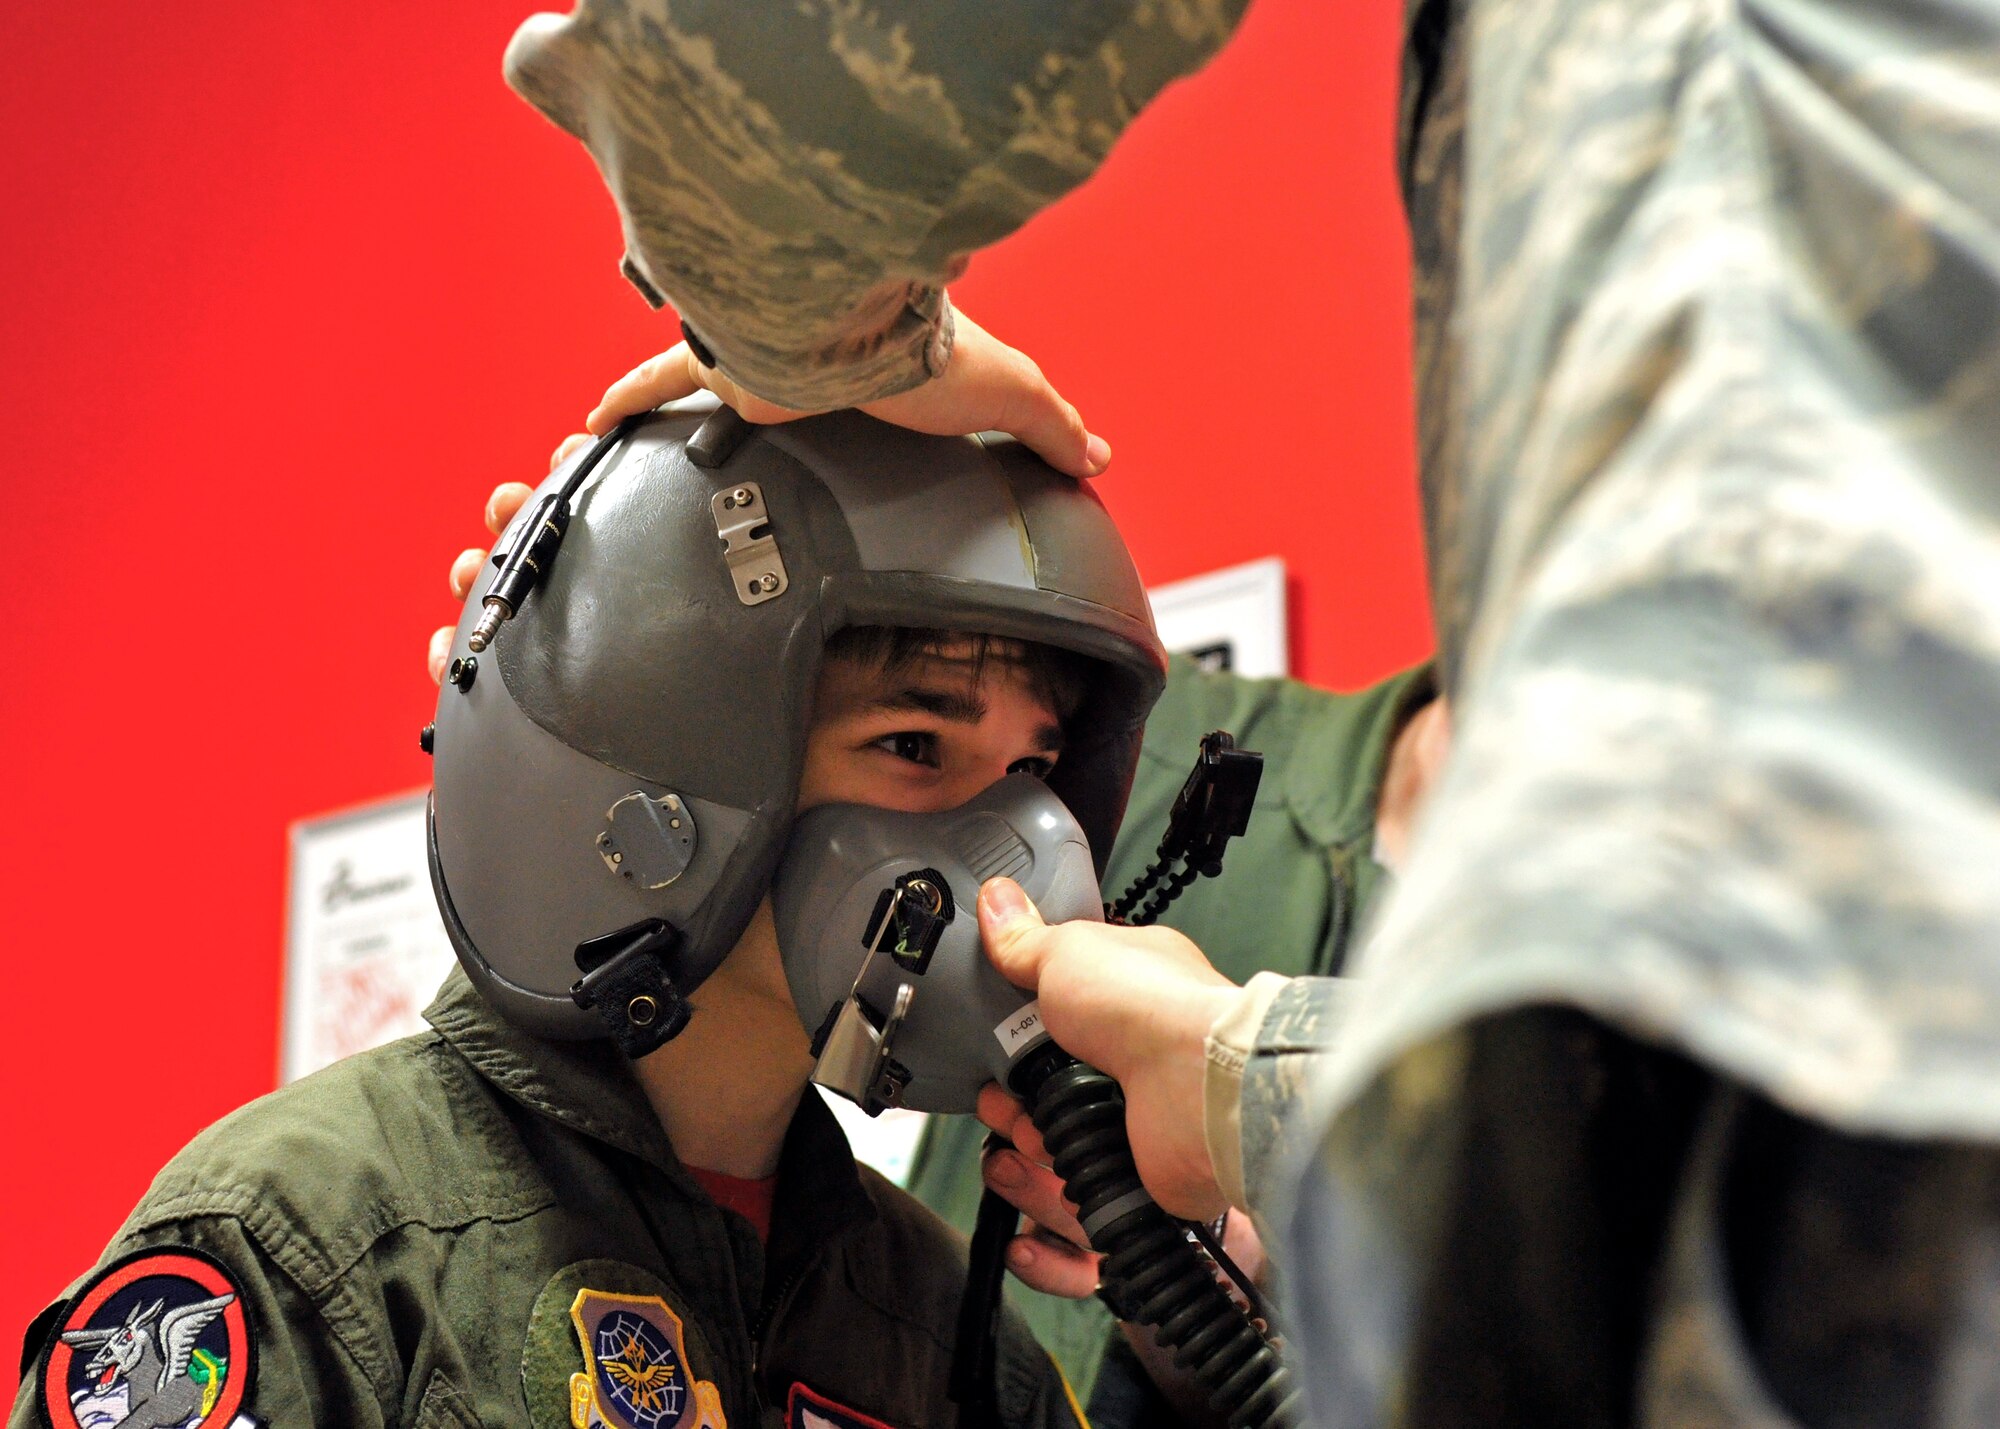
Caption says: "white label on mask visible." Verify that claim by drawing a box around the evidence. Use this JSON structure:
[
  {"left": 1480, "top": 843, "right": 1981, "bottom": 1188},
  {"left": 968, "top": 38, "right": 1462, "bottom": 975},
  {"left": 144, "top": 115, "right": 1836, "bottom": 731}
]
[{"left": 994, "top": 1001, "right": 1045, "bottom": 1056}]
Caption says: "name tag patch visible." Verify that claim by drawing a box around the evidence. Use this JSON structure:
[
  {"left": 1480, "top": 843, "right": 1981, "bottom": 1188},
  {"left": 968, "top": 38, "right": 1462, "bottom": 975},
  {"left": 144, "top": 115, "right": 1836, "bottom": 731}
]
[
  {"left": 992, "top": 1002, "right": 1044, "bottom": 1056},
  {"left": 787, "top": 1383, "right": 900, "bottom": 1429}
]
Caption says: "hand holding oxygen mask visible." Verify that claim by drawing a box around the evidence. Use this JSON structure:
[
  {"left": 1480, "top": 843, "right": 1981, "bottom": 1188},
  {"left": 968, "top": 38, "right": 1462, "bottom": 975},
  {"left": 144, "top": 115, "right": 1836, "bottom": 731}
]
[
  {"left": 773, "top": 774, "right": 1099, "bottom": 1115},
  {"left": 774, "top": 738, "right": 1299, "bottom": 1429}
]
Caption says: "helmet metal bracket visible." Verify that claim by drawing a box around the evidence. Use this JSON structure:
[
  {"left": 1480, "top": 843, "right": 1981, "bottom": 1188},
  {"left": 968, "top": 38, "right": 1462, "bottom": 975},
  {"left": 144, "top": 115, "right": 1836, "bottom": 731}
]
[
  {"left": 596, "top": 791, "right": 698, "bottom": 889},
  {"left": 710, "top": 482, "right": 788, "bottom": 606}
]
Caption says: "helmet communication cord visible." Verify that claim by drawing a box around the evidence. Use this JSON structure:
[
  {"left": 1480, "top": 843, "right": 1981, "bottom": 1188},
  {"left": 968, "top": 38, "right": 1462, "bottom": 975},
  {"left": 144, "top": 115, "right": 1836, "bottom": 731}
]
[
  {"left": 951, "top": 734, "right": 1303, "bottom": 1429},
  {"left": 467, "top": 416, "right": 644, "bottom": 655}
]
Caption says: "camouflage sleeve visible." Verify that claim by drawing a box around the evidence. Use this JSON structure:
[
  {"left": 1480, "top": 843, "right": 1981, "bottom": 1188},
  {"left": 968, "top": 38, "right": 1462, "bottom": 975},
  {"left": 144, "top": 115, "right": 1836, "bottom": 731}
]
[
  {"left": 1274, "top": 0, "right": 2000, "bottom": 1414},
  {"left": 1223, "top": 975, "right": 1356, "bottom": 1223},
  {"left": 503, "top": 0, "right": 1247, "bottom": 412},
  {"left": 1638, "top": 1088, "right": 2000, "bottom": 1428},
  {"left": 1315, "top": 0, "right": 2000, "bottom": 1165},
  {"left": 1278, "top": 1010, "right": 2000, "bottom": 1423}
]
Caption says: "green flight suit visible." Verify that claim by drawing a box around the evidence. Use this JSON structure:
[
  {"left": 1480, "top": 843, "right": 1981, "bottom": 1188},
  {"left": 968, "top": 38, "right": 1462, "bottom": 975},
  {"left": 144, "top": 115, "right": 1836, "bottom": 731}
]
[
  {"left": 13, "top": 972, "right": 1082, "bottom": 1429},
  {"left": 904, "top": 655, "right": 1435, "bottom": 1410}
]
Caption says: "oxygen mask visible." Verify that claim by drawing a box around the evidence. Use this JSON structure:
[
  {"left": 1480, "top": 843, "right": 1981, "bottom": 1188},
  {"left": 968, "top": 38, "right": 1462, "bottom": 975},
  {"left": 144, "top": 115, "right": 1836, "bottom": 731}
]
[{"left": 771, "top": 774, "right": 1099, "bottom": 1116}]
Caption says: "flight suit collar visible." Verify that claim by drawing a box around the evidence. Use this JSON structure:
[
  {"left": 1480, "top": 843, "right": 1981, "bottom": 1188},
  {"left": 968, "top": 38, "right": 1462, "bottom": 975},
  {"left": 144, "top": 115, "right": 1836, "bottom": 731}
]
[
  {"left": 425, "top": 966, "right": 681, "bottom": 1171},
  {"left": 424, "top": 968, "right": 877, "bottom": 1248},
  {"left": 1280, "top": 661, "right": 1438, "bottom": 851}
]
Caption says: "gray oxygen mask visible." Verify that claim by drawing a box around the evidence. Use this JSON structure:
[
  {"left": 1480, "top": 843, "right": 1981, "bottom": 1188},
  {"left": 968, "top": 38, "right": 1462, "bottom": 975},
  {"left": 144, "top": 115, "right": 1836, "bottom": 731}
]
[{"left": 771, "top": 774, "right": 1101, "bottom": 1116}]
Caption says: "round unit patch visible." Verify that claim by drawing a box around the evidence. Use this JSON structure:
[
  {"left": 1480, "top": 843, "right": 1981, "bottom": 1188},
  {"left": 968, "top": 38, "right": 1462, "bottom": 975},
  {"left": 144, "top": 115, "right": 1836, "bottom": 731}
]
[{"left": 37, "top": 1246, "right": 258, "bottom": 1429}]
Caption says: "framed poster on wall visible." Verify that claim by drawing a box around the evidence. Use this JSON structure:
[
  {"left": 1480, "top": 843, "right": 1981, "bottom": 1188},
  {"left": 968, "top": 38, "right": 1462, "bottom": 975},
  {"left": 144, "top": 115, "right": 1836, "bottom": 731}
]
[
  {"left": 282, "top": 791, "right": 456, "bottom": 1083},
  {"left": 1146, "top": 556, "right": 1289, "bottom": 678}
]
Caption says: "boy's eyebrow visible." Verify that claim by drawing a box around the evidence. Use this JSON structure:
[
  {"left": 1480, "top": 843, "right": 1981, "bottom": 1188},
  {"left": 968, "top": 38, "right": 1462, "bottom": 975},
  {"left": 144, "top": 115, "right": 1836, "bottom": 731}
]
[
  {"left": 865, "top": 685, "right": 1069, "bottom": 751},
  {"left": 867, "top": 686, "right": 988, "bottom": 724}
]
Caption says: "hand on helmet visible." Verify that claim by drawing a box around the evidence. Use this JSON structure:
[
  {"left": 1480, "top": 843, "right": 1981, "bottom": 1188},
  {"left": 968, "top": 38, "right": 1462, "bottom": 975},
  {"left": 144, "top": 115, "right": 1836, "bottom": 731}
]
[{"left": 585, "top": 310, "right": 1112, "bottom": 480}]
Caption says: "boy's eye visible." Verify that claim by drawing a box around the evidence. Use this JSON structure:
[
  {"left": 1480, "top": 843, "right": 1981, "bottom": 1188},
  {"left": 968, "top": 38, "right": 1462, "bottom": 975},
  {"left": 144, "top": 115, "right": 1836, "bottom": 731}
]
[
  {"left": 873, "top": 731, "right": 939, "bottom": 767},
  {"left": 1007, "top": 756, "right": 1055, "bottom": 780}
]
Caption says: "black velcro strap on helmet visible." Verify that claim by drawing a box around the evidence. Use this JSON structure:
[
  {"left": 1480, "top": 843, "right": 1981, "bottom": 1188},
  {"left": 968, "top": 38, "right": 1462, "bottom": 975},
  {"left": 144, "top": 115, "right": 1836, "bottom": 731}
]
[{"left": 570, "top": 920, "right": 695, "bottom": 1058}]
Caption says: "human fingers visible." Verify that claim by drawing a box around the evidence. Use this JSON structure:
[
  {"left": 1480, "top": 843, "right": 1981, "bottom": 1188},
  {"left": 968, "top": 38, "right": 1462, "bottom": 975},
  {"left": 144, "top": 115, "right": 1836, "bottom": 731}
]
[
  {"left": 979, "top": 880, "right": 1228, "bottom": 1072},
  {"left": 484, "top": 482, "right": 534, "bottom": 537},
  {"left": 977, "top": 878, "right": 1052, "bottom": 990},
  {"left": 1220, "top": 1208, "right": 1268, "bottom": 1290},
  {"left": 427, "top": 626, "right": 453, "bottom": 687},
  {"left": 1005, "top": 1225, "right": 1102, "bottom": 1300},
  {"left": 860, "top": 313, "right": 1109, "bottom": 479},
  {"left": 983, "top": 1148, "right": 1086, "bottom": 1248},
  {"left": 548, "top": 433, "right": 592, "bottom": 472},
  {"left": 975, "top": 1084, "right": 1049, "bottom": 1165},
  {"left": 585, "top": 345, "right": 816, "bottom": 436},
  {"left": 978, "top": 881, "right": 1234, "bottom": 1220},
  {"left": 587, "top": 346, "right": 702, "bottom": 435},
  {"left": 448, "top": 548, "right": 488, "bottom": 602}
]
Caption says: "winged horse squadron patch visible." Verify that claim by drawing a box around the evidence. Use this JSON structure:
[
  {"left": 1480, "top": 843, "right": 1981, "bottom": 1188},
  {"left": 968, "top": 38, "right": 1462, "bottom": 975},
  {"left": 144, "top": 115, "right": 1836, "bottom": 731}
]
[{"left": 35, "top": 1247, "right": 262, "bottom": 1429}]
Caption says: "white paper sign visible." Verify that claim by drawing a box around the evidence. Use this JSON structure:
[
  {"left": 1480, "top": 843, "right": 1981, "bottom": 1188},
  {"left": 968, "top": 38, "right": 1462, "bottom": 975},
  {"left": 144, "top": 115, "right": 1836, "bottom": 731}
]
[
  {"left": 1147, "top": 556, "right": 1289, "bottom": 678},
  {"left": 282, "top": 791, "right": 457, "bottom": 1083}
]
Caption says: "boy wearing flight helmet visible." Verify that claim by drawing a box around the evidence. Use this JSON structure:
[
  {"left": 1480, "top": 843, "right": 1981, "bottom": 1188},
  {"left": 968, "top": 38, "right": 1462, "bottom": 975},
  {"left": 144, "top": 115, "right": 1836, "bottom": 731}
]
[{"left": 13, "top": 399, "right": 1164, "bottom": 1429}]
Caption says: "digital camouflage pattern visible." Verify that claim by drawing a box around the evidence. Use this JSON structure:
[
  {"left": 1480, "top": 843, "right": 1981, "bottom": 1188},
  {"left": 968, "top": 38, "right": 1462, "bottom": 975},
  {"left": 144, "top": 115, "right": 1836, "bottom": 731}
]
[
  {"left": 1276, "top": 0, "right": 2000, "bottom": 1419},
  {"left": 503, "top": 0, "right": 1247, "bottom": 411},
  {"left": 503, "top": 0, "right": 2000, "bottom": 1422},
  {"left": 1322, "top": 0, "right": 2000, "bottom": 1144}
]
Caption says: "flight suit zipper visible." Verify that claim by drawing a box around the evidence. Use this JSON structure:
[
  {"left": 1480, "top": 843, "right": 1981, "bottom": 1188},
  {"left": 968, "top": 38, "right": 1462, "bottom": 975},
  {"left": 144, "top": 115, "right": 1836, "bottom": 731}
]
[{"left": 749, "top": 1259, "right": 814, "bottom": 1383}]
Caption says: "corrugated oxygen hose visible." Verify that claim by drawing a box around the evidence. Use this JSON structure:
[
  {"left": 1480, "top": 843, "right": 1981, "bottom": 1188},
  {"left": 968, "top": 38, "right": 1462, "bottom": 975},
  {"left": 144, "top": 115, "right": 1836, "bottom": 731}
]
[{"left": 1027, "top": 1059, "right": 1302, "bottom": 1429}]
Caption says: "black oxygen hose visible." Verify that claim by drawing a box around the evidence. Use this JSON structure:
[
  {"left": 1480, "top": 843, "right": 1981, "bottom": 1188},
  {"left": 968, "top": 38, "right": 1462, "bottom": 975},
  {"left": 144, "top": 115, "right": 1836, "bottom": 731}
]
[
  {"left": 1010, "top": 1048, "right": 1303, "bottom": 1429},
  {"left": 951, "top": 730, "right": 1289, "bottom": 1428}
]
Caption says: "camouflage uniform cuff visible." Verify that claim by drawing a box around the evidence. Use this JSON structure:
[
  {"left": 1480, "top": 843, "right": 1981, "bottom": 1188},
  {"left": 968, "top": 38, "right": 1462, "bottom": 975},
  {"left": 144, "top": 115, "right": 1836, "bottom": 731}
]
[
  {"left": 1238, "top": 976, "right": 1357, "bottom": 1221},
  {"left": 686, "top": 283, "right": 956, "bottom": 414},
  {"left": 1204, "top": 972, "right": 1294, "bottom": 1210}
]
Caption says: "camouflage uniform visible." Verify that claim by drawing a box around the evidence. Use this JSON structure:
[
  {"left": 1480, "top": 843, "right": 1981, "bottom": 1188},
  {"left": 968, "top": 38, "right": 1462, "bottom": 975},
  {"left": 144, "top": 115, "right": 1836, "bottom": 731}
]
[
  {"left": 502, "top": 0, "right": 1247, "bottom": 411},
  {"left": 1276, "top": 0, "right": 2000, "bottom": 1422},
  {"left": 507, "top": 1, "right": 2000, "bottom": 1424}
]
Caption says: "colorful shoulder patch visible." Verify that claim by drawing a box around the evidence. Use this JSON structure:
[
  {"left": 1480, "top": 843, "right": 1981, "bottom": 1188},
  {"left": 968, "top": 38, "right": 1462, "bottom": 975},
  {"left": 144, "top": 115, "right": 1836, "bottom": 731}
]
[
  {"left": 786, "top": 1383, "right": 899, "bottom": 1429},
  {"left": 565, "top": 1290, "right": 724, "bottom": 1429},
  {"left": 35, "top": 1246, "right": 263, "bottom": 1429}
]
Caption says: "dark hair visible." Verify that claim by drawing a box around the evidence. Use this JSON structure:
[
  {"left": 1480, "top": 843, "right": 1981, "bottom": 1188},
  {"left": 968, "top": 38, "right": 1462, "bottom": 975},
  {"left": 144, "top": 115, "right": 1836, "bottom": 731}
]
[{"left": 824, "top": 626, "right": 1093, "bottom": 725}]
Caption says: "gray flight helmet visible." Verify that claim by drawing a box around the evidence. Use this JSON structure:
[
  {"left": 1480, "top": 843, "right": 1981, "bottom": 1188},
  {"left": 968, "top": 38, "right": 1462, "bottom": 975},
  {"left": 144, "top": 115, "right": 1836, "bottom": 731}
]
[{"left": 428, "top": 394, "right": 1167, "bottom": 1047}]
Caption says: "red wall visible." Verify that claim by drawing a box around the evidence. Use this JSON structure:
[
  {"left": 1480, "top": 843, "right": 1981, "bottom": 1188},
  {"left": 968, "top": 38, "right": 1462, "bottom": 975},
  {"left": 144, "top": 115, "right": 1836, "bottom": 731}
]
[{"left": 0, "top": 0, "right": 1428, "bottom": 1367}]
